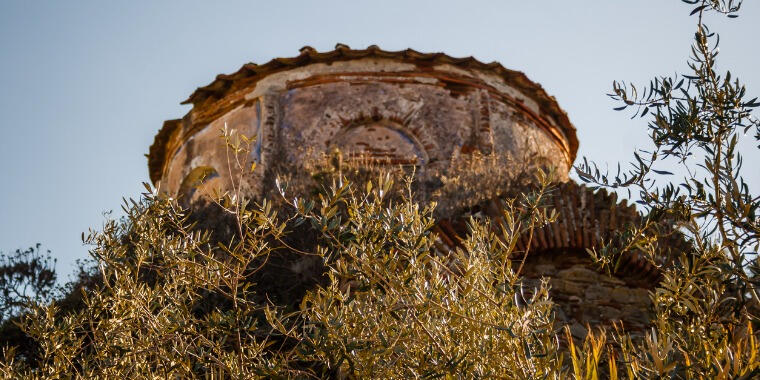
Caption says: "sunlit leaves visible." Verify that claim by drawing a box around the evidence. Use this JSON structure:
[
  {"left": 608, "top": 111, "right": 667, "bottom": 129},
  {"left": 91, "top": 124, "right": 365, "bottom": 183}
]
[{"left": 575, "top": 0, "right": 760, "bottom": 378}]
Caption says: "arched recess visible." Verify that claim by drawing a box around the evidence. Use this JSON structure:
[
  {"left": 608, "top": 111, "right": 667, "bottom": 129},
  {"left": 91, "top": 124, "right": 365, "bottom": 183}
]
[{"left": 329, "top": 119, "right": 428, "bottom": 165}]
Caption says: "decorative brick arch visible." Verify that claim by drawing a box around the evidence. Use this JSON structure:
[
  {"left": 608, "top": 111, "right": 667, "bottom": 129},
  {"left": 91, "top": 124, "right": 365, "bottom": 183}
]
[{"left": 314, "top": 99, "right": 444, "bottom": 167}]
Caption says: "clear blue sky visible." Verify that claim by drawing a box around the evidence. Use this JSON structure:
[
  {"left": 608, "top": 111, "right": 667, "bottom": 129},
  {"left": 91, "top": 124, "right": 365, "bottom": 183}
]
[{"left": 1, "top": 1, "right": 758, "bottom": 281}]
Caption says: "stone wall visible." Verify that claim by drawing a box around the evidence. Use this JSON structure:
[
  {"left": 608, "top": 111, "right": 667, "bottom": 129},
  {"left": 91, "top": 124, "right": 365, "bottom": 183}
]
[{"left": 520, "top": 250, "right": 652, "bottom": 338}]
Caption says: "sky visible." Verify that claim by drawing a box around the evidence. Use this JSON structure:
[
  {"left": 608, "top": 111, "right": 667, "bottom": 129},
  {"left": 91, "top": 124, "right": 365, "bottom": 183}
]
[{"left": 1, "top": 0, "right": 758, "bottom": 281}]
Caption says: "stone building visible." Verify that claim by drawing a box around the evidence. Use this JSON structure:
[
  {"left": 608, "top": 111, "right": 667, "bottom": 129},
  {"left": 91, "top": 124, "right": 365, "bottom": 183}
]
[{"left": 148, "top": 44, "right": 661, "bottom": 337}]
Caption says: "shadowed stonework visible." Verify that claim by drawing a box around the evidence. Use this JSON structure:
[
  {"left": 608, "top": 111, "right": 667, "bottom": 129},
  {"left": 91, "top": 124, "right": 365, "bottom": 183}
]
[{"left": 148, "top": 44, "right": 662, "bottom": 335}]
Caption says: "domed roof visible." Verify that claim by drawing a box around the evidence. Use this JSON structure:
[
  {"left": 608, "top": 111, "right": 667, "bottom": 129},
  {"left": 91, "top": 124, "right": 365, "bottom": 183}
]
[{"left": 148, "top": 44, "right": 578, "bottom": 184}]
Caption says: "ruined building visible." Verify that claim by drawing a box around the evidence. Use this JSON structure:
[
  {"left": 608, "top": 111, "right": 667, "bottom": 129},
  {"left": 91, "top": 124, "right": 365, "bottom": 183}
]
[{"left": 148, "top": 45, "right": 661, "bottom": 338}]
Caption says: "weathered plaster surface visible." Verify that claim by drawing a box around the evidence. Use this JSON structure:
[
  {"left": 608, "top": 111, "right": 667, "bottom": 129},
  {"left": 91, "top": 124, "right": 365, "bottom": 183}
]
[{"left": 157, "top": 57, "right": 574, "bottom": 205}]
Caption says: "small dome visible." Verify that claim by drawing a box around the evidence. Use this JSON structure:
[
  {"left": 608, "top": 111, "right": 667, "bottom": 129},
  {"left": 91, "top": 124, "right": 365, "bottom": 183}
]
[{"left": 148, "top": 45, "right": 578, "bottom": 204}]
